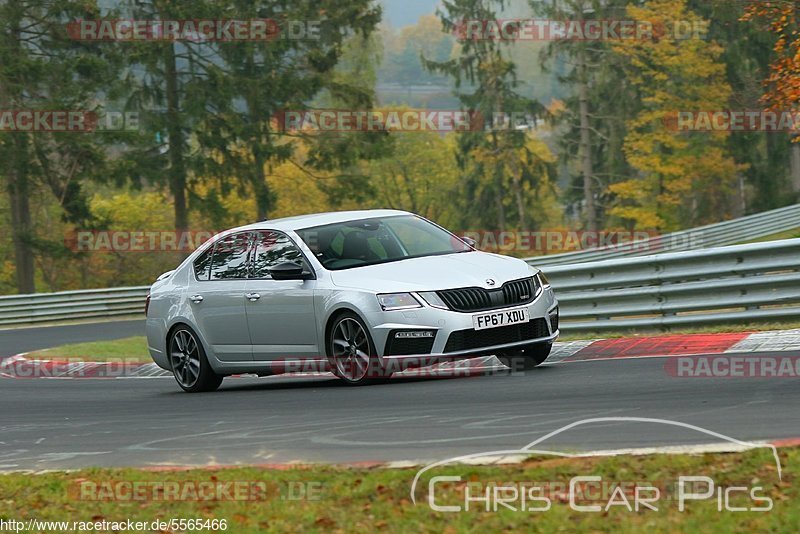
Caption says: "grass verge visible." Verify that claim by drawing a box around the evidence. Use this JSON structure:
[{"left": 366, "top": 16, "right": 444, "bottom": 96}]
[
  {"left": 743, "top": 227, "right": 800, "bottom": 244},
  {"left": 25, "top": 336, "right": 149, "bottom": 363},
  {"left": 0, "top": 448, "right": 795, "bottom": 532}
]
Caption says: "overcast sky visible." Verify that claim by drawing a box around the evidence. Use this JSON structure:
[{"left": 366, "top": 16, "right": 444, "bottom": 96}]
[{"left": 381, "top": 0, "right": 438, "bottom": 27}]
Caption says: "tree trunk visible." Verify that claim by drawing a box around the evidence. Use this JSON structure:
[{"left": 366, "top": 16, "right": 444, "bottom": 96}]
[
  {"left": 253, "top": 149, "right": 271, "bottom": 221},
  {"left": 508, "top": 159, "right": 527, "bottom": 228},
  {"left": 495, "top": 170, "right": 506, "bottom": 231},
  {"left": 163, "top": 42, "right": 188, "bottom": 231},
  {"left": 7, "top": 137, "right": 36, "bottom": 294},
  {"left": 3, "top": 8, "right": 36, "bottom": 293},
  {"left": 577, "top": 44, "right": 597, "bottom": 232},
  {"left": 791, "top": 139, "right": 800, "bottom": 197}
]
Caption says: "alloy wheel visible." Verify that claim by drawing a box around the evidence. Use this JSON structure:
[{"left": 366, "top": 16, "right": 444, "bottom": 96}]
[
  {"left": 170, "top": 329, "right": 201, "bottom": 389},
  {"left": 331, "top": 317, "right": 372, "bottom": 382}
]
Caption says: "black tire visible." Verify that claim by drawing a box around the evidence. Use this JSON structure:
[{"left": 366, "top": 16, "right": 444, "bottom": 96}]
[
  {"left": 498, "top": 342, "right": 552, "bottom": 371},
  {"left": 327, "top": 311, "right": 390, "bottom": 385},
  {"left": 168, "top": 326, "right": 223, "bottom": 393}
]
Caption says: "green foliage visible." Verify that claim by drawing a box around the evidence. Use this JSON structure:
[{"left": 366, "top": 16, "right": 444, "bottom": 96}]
[
  {"left": 610, "top": 0, "right": 742, "bottom": 230},
  {"left": 424, "top": 0, "right": 552, "bottom": 231}
]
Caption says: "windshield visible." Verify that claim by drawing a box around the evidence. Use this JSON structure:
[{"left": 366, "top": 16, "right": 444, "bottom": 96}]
[{"left": 296, "top": 215, "right": 472, "bottom": 270}]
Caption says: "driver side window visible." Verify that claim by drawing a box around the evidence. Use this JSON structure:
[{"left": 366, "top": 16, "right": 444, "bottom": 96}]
[{"left": 251, "top": 231, "right": 305, "bottom": 279}]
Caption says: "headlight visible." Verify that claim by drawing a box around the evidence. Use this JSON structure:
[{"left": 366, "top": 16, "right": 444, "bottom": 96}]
[
  {"left": 538, "top": 271, "right": 551, "bottom": 288},
  {"left": 377, "top": 293, "right": 422, "bottom": 311},
  {"left": 418, "top": 291, "right": 449, "bottom": 310}
]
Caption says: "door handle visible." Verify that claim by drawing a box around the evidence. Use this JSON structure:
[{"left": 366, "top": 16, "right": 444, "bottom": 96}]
[
  {"left": 245, "top": 292, "right": 261, "bottom": 302},
  {"left": 189, "top": 294, "right": 204, "bottom": 304}
]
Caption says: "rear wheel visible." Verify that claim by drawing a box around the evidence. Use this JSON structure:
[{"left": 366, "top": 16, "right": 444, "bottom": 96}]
[
  {"left": 498, "top": 342, "right": 552, "bottom": 371},
  {"left": 169, "top": 326, "right": 223, "bottom": 393},
  {"left": 328, "top": 312, "right": 390, "bottom": 385}
]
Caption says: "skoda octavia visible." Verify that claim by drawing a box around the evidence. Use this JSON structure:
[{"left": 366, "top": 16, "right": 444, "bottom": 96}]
[{"left": 146, "top": 210, "right": 559, "bottom": 392}]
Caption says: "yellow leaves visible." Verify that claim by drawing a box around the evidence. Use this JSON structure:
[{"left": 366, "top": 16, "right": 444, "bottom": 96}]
[
  {"left": 91, "top": 191, "right": 173, "bottom": 230},
  {"left": 269, "top": 161, "right": 339, "bottom": 218},
  {"left": 743, "top": 1, "right": 800, "bottom": 111},
  {"left": 547, "top": 98, "right": 566, "bottom": 117},
  {"left": 609, "top": 0, "right": 739, "bottom": 231}
]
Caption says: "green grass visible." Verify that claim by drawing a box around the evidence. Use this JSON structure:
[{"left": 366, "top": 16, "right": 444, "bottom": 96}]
[
  {"left": 0, "top": 448, "right": 795, "bottom": 532},
  {"left": 742, "top": 227, "right": 800, "bottom": 244},
  {"left": 26, "top": 336, "right": 149, "bottom": 363}
]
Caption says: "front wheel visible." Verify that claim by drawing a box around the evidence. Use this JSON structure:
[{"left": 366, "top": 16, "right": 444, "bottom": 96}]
[
  {"left": 498, "top": 342, "right": 552, "bottom": 372},
  {"left": 328, "top": 312, "right": 390, "bottom": 385},
  {"left": 169, "top": 326, "right": 223, "bottom": 393}
]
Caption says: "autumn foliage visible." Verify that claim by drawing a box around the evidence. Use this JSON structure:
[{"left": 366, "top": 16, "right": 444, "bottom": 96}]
[{"left": 743, "top": 1, "right": 800, "bottom": 117}]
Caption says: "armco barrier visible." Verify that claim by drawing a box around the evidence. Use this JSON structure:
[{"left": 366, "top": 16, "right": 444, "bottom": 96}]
[
  {"left": 0, "top": 286, "right": 149, "bottom": 325},
  {"left": 1, "top": 238, "right": 798, "bottom": 334},
  {"left": 527, "top": 203, "right": 800, "bottom": 267},
  {"left": 536, "top": 238, "right": 800, "bottom": 332}
]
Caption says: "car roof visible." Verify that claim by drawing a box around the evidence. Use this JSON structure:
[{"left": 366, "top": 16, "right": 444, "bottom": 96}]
[{"left": 227, "top": 209, "right": 413, "bottom": 234}]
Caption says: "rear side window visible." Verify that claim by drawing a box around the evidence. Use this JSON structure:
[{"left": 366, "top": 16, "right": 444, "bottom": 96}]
[
  {"left": 193, "top": 246, "right": 213, "bottom": 281},
  {"left": 209, "top": 232, "right": 251, "bottom": 280}
]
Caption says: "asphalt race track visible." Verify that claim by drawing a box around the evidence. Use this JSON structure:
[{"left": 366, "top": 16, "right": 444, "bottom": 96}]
[{"left": 1, "top": 322, "right": 798, "bottom": 471}]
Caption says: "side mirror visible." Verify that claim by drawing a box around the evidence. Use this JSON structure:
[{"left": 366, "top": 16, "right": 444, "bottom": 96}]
[
  {"left": 460, "top": 236, "right": 477, "bottom": 249},
  {"left": 269, "top": 261, "right": 311, "bottom": 281}
]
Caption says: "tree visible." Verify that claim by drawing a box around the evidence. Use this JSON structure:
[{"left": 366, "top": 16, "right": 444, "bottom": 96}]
[
  {"left": 200, "top": 0, "right": 383, "bottom": 221},
  {"left": 685, "top": 0, "right": 793, "bottom": 214},
  {"left": 379, "top": 14, "right": 455, "bottom": 88},
  {"left": 532, "top": 0, "right": 637, "bottom": 232},
  {"left": 609, "top": 0, "right": 742, "bottom": 230},
  {"left": 424, "top": 0, "right": 546, "bottom": 231},
  {"left": 0, "top": 0, "right": 123, "bottom": 293},
  {"left": 743, "top": 0, "right": 800, "bottom": 198},
  {"left": 363, "top": 128, "right": 461, "bottom": 227},
  {"left": 120, "top": 0, "right": 223, "bottom": 232}
]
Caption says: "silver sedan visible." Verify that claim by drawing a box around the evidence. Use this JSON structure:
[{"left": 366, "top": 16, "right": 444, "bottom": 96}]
[{"left": 145, "top": 210, "right": 559, "bottom": 392}]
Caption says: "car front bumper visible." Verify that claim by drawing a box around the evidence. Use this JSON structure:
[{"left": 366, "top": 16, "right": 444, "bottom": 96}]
[{"left": 363, "top": 287, "right": 559, "bottom": 367}]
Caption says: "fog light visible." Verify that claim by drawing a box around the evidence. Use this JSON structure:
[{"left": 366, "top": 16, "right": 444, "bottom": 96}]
[{"left": 549, "top": 307, "right": 559, "bottom": 332}]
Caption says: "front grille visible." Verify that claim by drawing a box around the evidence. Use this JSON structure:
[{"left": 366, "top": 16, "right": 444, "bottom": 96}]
[
  {"left": 444, "top": 318, "right": 549, "bottom": 353},
  {"left": 437, "top": 277, "right": 539, "bottom": 313},
  {"left": 384, "top": 330, "right": 437, "bottom": 356}
]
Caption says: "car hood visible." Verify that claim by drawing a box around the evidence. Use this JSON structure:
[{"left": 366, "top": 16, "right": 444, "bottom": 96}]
[{"left": 328, "top": 252, "right": 535, "bottom": 293}]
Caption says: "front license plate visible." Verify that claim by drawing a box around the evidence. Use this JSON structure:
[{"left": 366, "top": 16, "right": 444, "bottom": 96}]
[{"left": 472, "top": 307, "right": 530, "bottom": 331}]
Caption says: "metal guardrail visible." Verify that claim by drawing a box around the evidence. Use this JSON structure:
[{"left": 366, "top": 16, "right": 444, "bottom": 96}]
[
  {"left": 527, "top": 203, "right": 800, "bottom": 267},
  {"left": 1, "top": 238, "right": 798, "bottom": 334},
  {"left": 0, "top": 286, "right": 149, "bottom": 326},
  {"left": 538, "top": 238, "right": 800, "bottom": 332}
]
